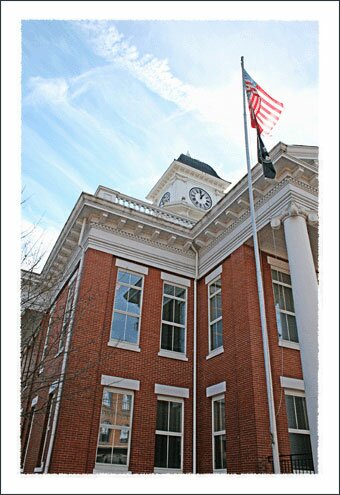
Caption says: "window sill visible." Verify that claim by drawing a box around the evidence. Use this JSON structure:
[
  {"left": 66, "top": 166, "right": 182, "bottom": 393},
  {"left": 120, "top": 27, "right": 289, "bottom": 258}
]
[
  {"left": 34, "top": 466, "right": 44, "bottom": 473},
  {"left": 107, "top": 340, "right": 141, "bottom": 352},
  {"left": 213, "top": 469, "right": 227, "bottom": 474},
  {"left": 278, "top": 339, "right": 300, "bottom": 350},
  {"left": 153, "top": 467, "right": 183, "bottom": 474},
  {"left": 93, "top": 463, "right": 130, "bottom": 473},
  {"left": 158, "top": 350, "right": 188, "bottom": 361},
  {"left": 206, "top": 346, "right": 224, "bottom": 360}
]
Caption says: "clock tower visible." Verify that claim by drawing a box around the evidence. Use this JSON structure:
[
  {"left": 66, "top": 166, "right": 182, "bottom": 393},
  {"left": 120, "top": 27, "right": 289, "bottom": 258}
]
[{"left": 146, "top": 153, "right": 230, "bottom": 221}]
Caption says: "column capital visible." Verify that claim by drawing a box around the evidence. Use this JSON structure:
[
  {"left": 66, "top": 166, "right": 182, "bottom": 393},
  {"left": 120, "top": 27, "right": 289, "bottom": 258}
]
[{"left": 270, "top": 201, "right": 318, "bottom": 229}]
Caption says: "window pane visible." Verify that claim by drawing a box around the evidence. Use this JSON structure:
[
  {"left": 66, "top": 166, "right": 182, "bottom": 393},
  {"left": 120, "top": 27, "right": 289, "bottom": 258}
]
[
  {"left": 279, "top": 272, "right": 292, "bottom": 285},
  {"left": 114, "top": 285, "right": 129, "bottom": 312},
  {"left": 214, "top": 399, "right": 225, "bottom": 432},
  {"left": 210, "top": 292, "right": 222, "bottom": 322},
  {"left": 161, "top": 324, "right": 173, "bottom": 351},
  {"left": 289, "top": 433, "right": 312, "bottom": 456},
  {"left": 115, "top": 395, "right": 132, "bottom": 427},
  {"left": 295, "top": 396, "right": 309, "bottom": 430},
  {"left": 111, "top": 312, "right": 125, "bottom": 341},
  {"left": 175, "top": 286, "right": 186, "bottom": 299},
  {"left": 164, "top": 284, "right": 175, "bottom": 296},
  {"left": 211, "top": 320, "right": 223, "bottom": 351},
  {"left": 156, "top": 401, "right": 169, "bottom": 431},
  {"left": 129, "top": 273, "right": 143, "bottom": 287},
  {"left": 98, "top": 425, "right": 113, "bottom": 445},
  {"left": 125, "top": 315, "right": 139, "bottom": 343},
  {"left": 101, "top": 392, "right": 118, "bottom": 423},
  {"left": 287, "top": 314, "right": 299, "bottom": 342},
  {"left": 117, "top": 270, "right": 130, "bottom": 284},
  {"left": 285, "top": 395, "right": 297, "bottom": 429},
  {"left": 127, "top": 288, "right": 141, "bottom": 314},
  {"left": 280, "top": 313, "right": 289, "bottom": 340},
  {"left": 154, "top": 434, "right": 167, "bottom": 467},
  {"left": 214, "top": 434, "right": 226, "bottom": 470},
  {"left": 173, "top": 326, "right": 185, "bottom": 353},
  {"left": 283, "top": 286, "right": 295, "bottom": 312},
  {"left": 174, "top": 299, "right": 185, "bottom": 325},
  {"left": 169, "top": 402, "right": 182, "bottom": 433},
  {"left": 168, "top": 436, "right": 181, "bottom": 468},
  {"left": 112, "top": 430, "right": 128, "bottom": 465},
  {"left": 114, "top": 286, "right": 141, "bottom": 315},
  {"left": 271, "top": 269, "right": 279, "bottom": 282},
  {"left": 162, "top": 297, "right": 174, "bottom": 322},
  {"left": 209, "top": 278, "right": 221, "bottom": 296},
  {"left": 96, "top": 446, "right": 112, "bottom": 464}
]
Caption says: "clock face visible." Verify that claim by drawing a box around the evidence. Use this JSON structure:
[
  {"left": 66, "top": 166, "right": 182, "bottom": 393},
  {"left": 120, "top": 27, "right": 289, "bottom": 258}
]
[
  {"left": 189, "top": 187, "right": 212, "bottom": 210},
  {"left": 159, "top": 192, "right": 170, "bottom": 207}
]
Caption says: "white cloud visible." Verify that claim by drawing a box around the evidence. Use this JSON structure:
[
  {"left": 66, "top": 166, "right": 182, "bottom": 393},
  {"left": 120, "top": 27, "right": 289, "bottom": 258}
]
[{"left": 26, "top": 76, "right": 69, "bottom": 104}]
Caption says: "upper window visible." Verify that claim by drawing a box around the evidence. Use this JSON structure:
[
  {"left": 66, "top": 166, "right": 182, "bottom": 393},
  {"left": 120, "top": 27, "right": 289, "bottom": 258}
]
[
  {"left": 285, "top": 392, "right": 313, "bottom": 472},
  {"left": 96, "top": 388, "right": 134, "bottom": 468},
  {"left": 110, "top": 270, "right": 144, "bottom": 345},
  {"left": 154, "top": 398, "right": 183, "bottom": 471},
  {"left": 161, "top": 283, "right": 187, "bottom": 354},
  {"left": 58, "top": 278, "right": 77, "bottom": 353},
  {"left": 212, "top": 395, "right": 227, "bottom": 471},
  {"left": 271, "top": 269, "right": 299, "bottom": 343},
  {"left": 208, "top": 277, "right": 223, "bottom": 352}
]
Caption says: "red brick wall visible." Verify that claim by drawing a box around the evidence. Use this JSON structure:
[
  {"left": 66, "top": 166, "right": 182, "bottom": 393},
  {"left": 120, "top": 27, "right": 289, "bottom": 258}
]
[
  {"left": 22, "top": 244, "right": 303, "bottom": 474},
  {"left": 197, "top": 244, "right": 303, "bottom": 473},
  {"left": 49, "top": 249, "right": 194, "bottom": 474}
]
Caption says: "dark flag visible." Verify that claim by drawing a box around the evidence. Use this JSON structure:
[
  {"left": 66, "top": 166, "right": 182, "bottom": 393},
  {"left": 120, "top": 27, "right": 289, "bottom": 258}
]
[{"left": 257, "top": 129, "right": 276, "bottom": 179}]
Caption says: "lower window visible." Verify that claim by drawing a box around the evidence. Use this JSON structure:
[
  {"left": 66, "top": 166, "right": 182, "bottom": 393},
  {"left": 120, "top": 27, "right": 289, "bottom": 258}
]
[
  {"left": 212, "top": 395, "right": 226, "bottom": 471},
  {"left": 95, "top": 388, "right": 133, "bottom": 470},
  {"left": 154, "top": 397, "right": 183, "bottom": 471},
  {"left": 285, "top": 392, "right": 313, "bottom": 473}
]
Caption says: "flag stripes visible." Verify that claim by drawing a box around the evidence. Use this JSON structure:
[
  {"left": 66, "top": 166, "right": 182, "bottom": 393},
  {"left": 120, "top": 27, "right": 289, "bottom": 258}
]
[{"left": 244, "top": 69, "right": 283, "bottom": 135}]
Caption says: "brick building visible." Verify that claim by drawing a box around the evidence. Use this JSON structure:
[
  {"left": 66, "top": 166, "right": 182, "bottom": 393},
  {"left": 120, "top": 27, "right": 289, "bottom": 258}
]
[{"left": 21, "top": 143, "right": 319, "bottom": 474}]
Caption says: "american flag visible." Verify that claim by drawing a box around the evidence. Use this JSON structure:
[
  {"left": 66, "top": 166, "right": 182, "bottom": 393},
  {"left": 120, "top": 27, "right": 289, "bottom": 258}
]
[{"left": 243, "top": 69, "right": 283, "bottom": 135}]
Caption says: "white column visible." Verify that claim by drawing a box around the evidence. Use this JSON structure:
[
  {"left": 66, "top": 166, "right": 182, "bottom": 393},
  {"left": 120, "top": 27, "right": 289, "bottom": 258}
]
[{"left": 281, "top": 203, "right": 318, "bottom": 472}]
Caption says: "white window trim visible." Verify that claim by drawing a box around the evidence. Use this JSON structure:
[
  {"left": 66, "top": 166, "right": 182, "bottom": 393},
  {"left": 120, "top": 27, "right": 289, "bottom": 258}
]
[
  {"left": 155, "top": 384, "right": 189, "bottom": 399},
  {"left": 94, "top": 387, "right": 135, "bottom": 473},
  {"left": 110, "top": 268, "right": 145, "bottom": 348},
  {"left": 205, "top": 265, "right": 222, "bottom": 285},
  {"left": 34, "top": 388, "right": 57, "bottom": 472},
  {"left": 284, "top": 391, "right": 311, "bottom": 437},
  {"left": 267, "top": 256, "right": 290, "bottom": 273},
  {"left": 211, "top": 394, "right": 227, "bottom": 473},
  {"left": 206, "top": 381, "right": 226, "bottom": 398},
  {"left": 278, "top": 339, "right": 300, "bottom": 351},
  {"left": 57, "top": 272, "right": 78, "bottom": 355},
  {"left": 101, "top": 375, "right": 140, "bottom": 391},
  {"left": 160, "top": 282, "right": 187, "bottom": 356},
  {"left": 22, "top": 403, "right": 37, "bottom": 470},
  {"left": 161, "top": 271, "right": 191, "bottom": 287},
  {"left": 207, "top": 276, "right": 223, "bottom": 355},
  {"left": 280, "top": 376, "right": 305, "bottom": 391},
  {"left": 39, "top": 302, "right": 56, "bottom": 373},
  {"left": 154, "top": 396, "right": 184, "bottom": 473},
  {"left": 115, "top": 258, "right": 149, "bottom": 275}
]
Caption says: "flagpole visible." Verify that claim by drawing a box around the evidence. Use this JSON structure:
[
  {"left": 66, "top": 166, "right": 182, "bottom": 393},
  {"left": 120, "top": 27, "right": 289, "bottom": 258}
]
[{"left": 241, "top": 56, "right": 281, "bottom": 474}]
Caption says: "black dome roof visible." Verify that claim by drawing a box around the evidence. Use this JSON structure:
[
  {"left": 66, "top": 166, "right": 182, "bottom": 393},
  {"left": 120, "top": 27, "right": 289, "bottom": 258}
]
[{"left": 176, "top": 154, "right": 221, "bottom": 179}]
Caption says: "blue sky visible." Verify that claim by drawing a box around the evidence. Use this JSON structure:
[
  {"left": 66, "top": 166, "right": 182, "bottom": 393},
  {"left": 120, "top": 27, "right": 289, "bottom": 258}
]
[{"left": 21, "top": 19, "right": 319, "bottom": 267}]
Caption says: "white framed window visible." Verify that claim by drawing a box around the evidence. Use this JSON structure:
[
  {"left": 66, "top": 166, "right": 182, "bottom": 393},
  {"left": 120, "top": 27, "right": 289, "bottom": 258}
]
[
  {"left": 271, "top": 269, "right": 299, "bottom": 343},
  {"left": 95, "top": 387, "right": 134, "bottom": 471},
  {"left": 284, "top": 390, "right": 313, "bottom": 471},
  {"left": 208, "top": 277, "right": 223, "bottom": 353},
  {"left": 154, "top": 397, "right": 183, "bottom": 472},
  {"left": 160, "top": 283, "right": 187, "bottom": 355},
  {"left": 58, "top": 275, "right": 77, "bottom": 354},
  {"left": 40, "top": 303, "right": 56, "bottom": 372},
  {"left": 34, "top": 388, "right": 57, "bottom": 472},
  {"left": 21, "top": 403, "right": 36, "bottom": 470},
  {"left": 110, "top": 269, "right": 144, "bottom": 346},
  {"left": 212, "top": 394, "right": 227, "bottom": 472}
]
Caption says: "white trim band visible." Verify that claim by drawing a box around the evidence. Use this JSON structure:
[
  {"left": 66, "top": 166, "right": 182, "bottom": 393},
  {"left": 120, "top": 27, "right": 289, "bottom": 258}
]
[
  {"left": 161, "top": 272, "right": 191, "bottom": 287},
  {"left": 154, "top": 384, "right": 189, "bottom": 399},
  {"left": 31, "top": 396, "right": 38, "bottom": 407},
  {"left": 280, "top": 376, "right": 305, "bottom": 391},
  {"left": 205, "top": 265, "right": 222, "bottom": 285},
  {"left": 101, "top": 375, "right": 140, "bottom": 391},
  {"left": 206, "top": 381, "right": 226, "bottom": 398},
  {"left": 115, "top": 258, "right": 149, "bottom": 275},
  {"left": 267, "top": 256, "right": 290, "bottom": 273},
  {"left": 49, "top": 381, "right": 59, "bottom": 394}
]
